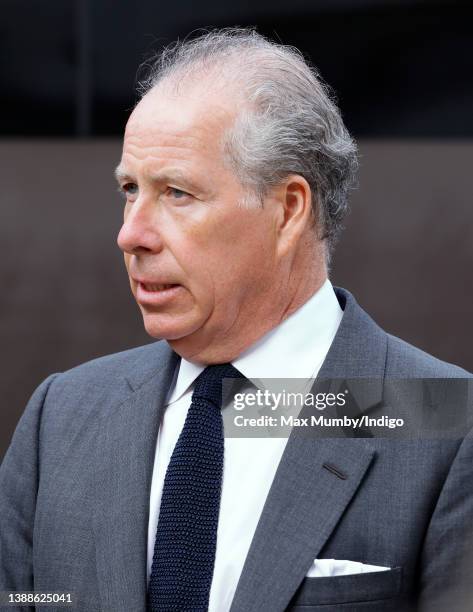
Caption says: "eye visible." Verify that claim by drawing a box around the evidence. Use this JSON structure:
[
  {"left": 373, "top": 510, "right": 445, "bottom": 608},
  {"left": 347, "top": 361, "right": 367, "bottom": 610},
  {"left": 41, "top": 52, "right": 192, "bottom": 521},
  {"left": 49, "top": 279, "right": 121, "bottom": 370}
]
[
  {"left": 119, "top": 182, "right": 138, "bottom": 199},
  {"left": 166, "top": 187, "right": 190, "bottom": 200}
]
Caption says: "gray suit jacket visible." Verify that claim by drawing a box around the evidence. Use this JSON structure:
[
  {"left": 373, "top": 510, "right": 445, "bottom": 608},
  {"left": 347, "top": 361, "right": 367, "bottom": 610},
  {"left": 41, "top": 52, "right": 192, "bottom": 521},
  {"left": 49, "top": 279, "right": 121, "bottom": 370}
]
[{"left": 1, "top": 287, "right": 472, "bottom": 612}]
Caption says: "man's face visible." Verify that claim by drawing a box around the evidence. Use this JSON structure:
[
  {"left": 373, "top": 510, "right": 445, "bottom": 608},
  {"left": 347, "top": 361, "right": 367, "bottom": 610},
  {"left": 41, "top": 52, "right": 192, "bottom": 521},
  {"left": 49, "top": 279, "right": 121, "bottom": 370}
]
[{"left": 116, "top": 85, "right": 284, "bottom": 362}]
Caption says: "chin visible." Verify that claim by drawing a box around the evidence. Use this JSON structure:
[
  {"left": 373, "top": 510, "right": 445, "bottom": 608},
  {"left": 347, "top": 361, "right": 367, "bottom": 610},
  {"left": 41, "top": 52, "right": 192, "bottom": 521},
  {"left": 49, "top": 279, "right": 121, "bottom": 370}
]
[
  {"left": 143, "top": 317, "right": 214, "bottom": 363},
  {"left": 141, "top": 312, "right": 201, "bottom": 342}
]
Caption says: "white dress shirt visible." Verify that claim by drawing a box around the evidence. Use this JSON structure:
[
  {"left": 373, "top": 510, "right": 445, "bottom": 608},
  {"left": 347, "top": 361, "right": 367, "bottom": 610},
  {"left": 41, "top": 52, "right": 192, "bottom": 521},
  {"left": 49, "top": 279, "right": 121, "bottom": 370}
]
[{"left": 147, "top": 279, "right": 343, "bottom": 611}]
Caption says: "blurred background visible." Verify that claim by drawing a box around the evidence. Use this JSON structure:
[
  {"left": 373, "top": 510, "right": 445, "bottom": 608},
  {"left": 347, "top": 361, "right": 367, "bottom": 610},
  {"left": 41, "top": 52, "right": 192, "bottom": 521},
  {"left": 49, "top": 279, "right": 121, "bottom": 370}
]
[{"left": 1, "top": 0, "right": 472, "bottom": 460}]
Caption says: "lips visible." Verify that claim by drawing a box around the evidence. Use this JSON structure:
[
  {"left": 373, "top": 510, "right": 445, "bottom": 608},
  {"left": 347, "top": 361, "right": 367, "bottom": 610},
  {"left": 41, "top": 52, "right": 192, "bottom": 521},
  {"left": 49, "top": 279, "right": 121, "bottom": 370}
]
[
  {"left": 141, "top": 283, "right": 178, "bottom": 292},
  {"left": 132, "top": 275, "right": 180, "bottom": 290},
  {"left": 134, "top": 280, "right": 183, "bottom": 306}
]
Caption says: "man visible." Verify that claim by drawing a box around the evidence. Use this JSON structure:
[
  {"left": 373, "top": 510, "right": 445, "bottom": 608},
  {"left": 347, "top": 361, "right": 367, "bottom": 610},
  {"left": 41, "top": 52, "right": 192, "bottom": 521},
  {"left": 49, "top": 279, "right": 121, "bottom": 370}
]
[{"left": 1, "top": 28, "right": 472, "bottom": 612}]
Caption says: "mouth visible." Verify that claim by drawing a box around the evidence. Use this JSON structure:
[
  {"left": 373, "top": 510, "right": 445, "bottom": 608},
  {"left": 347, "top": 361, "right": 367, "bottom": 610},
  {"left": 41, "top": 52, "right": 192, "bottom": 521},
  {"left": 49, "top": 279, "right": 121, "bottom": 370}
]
[
  {"left": 140, "top": 282, "right": 179, "bottom": 292},
  {"left": 135, "top": 281, "right": 183, "bottom": 306}
]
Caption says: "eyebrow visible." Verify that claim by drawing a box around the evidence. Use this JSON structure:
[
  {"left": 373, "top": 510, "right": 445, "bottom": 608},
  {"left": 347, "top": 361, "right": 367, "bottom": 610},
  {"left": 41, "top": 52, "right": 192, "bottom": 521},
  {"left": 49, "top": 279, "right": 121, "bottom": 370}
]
[{"left": 114, "top": 166, "right": 131, "bottom": 183}]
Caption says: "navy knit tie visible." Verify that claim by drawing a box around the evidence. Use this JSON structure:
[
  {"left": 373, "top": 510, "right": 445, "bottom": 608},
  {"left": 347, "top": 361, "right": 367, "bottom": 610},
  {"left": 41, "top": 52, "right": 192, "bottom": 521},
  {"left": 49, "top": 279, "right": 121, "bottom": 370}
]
[{"left": 148, "top": 363, "right": 244, "bottom": 612}]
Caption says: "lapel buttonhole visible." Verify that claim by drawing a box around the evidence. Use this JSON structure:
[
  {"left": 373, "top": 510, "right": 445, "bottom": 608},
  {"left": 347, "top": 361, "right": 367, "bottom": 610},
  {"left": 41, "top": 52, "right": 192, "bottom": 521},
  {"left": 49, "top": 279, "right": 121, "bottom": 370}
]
[{"left": 322, "top": 463, "right": 347, "bottom": 480}]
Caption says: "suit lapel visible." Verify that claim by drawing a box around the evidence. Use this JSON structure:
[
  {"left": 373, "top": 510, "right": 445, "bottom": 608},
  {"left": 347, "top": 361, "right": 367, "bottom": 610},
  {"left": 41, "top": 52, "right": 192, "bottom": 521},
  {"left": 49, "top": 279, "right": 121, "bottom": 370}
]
[
  {"left": 230, "top": 287, "right": 388, "bottom": 612},
  {"left": 92, "top": 342, "right": 179, "bottom": 612}
]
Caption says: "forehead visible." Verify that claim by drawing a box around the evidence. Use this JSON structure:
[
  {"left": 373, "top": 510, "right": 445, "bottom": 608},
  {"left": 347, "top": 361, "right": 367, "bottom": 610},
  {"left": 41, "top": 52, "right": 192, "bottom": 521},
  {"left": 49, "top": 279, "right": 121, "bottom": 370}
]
[{"left": 121, "top": 85, "right": 235, "bottom": 172}]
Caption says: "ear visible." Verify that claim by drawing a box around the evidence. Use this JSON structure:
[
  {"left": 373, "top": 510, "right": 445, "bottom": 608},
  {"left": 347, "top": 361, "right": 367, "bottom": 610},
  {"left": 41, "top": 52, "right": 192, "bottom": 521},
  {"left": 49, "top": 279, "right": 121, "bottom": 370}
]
[{"left": 271, "top": 174, "right": 315, "bottom": 257}]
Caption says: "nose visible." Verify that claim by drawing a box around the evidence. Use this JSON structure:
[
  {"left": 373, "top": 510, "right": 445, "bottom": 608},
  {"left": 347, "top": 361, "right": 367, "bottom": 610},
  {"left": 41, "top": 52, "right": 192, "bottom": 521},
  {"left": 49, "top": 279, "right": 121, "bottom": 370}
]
[{"left": 117, "top": 199, "right": 163, "bottom": 255}]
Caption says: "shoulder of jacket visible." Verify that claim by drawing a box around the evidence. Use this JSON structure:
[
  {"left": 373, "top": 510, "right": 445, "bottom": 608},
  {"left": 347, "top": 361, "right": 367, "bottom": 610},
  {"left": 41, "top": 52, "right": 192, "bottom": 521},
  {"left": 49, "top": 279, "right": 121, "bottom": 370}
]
[
  {"left": 386, "top": 333, "right": 472, "bottom": 378},
  {"left": 42, "top": 340, "right": 174, "bottom": 404}
]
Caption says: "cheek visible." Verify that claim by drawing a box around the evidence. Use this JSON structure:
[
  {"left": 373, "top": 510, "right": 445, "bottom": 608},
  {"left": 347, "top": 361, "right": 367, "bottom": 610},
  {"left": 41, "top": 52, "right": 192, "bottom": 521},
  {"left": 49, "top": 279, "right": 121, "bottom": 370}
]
[
  {"left": 166, "top": 213, "right": 218, "bottom": 274},
  {"left": 208, "top": 229, "right": 275, "bottom": 300},
  {"left": 167, "top": 206, "right": 276, "bottom": 299}
]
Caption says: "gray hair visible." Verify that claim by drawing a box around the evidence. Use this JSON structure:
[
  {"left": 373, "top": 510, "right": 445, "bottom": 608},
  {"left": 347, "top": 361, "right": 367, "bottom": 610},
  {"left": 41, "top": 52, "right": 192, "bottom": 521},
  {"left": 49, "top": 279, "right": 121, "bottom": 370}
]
[{"left": 137, "top": 28, "right": 358, "bottom": 255}]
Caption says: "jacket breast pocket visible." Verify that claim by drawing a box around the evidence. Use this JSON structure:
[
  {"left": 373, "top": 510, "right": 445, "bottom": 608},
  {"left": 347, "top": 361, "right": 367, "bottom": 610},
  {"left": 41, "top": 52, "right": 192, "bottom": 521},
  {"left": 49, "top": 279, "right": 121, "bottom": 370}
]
[{"left": 288, "top": 567, "right": 403, "bottom": 609}]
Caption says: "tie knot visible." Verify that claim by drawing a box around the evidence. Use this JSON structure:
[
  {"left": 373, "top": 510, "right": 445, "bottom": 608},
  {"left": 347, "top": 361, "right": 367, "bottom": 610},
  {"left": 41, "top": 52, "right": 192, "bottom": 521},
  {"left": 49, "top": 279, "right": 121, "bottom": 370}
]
[{"left": 192, "top": 363, "right": 244, "bottom": 409}]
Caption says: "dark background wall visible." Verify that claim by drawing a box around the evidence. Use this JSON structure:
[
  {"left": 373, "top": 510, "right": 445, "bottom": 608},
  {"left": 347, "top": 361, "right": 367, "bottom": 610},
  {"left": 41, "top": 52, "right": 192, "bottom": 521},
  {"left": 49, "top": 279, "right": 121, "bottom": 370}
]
[
  {"left": 1, "top": 0, "right": 472, "bottom": 459},
  {"left": 2, "top": 0, "right": 473, "bottom": 138}
]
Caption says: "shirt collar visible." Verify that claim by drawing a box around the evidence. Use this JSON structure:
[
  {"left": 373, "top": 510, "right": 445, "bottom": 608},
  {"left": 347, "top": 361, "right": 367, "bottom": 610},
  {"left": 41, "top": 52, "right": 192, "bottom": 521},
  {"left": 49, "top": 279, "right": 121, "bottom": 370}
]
[{"left": 167, "top": 279, "right": 343, "bottom": 404}]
